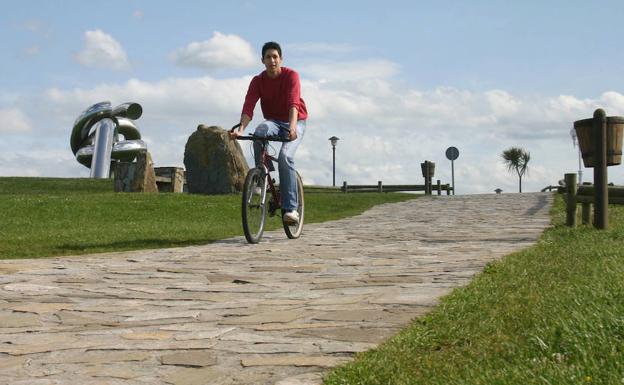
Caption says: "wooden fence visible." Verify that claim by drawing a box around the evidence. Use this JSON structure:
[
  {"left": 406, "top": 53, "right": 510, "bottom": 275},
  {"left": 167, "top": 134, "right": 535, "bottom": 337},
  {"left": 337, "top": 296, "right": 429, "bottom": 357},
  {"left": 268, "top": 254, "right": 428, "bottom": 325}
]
[
  {"left": 150, "top": 168, "right": 455, "bottom": 196},
  {"left": 565, "top": 176, "right": 624, "bottom": 226},
  {"left": 341, "top": 180, "right": 453, "bottom": 195}
]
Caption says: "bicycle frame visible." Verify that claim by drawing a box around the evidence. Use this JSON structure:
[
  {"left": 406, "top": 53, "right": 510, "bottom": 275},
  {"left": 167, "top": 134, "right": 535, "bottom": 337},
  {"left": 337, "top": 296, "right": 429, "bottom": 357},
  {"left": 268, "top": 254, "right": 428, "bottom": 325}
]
[
  {"left": 231, "top": 124, "right": 289, "bottom": 216},
  {"left": 257, "top": 140, "right": 282, "bottom": 216},
  {"left": 231, "top": 123, "right": 305, "bottom": 243}
]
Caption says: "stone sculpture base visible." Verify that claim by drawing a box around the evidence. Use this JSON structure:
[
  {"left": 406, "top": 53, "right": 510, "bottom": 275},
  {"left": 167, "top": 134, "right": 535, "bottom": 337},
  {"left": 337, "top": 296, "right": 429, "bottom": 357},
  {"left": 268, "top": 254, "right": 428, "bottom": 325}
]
[{"left": 114, "top": 152, "right": 158, "bottom": 193}]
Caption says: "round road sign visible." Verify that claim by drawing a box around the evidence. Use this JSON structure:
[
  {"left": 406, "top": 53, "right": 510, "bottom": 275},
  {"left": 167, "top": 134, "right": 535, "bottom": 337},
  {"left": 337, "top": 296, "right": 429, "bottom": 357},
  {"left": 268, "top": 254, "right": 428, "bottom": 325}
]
[{"left": 446, "top": 146, "right": 459, "bottom": 161}]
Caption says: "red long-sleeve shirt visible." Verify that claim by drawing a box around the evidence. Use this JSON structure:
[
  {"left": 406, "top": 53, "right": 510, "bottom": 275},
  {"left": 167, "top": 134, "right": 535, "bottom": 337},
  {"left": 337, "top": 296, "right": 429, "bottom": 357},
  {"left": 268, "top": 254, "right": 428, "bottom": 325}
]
[{"left": 241, "top": 67, "right": 308, "bottom": 122}]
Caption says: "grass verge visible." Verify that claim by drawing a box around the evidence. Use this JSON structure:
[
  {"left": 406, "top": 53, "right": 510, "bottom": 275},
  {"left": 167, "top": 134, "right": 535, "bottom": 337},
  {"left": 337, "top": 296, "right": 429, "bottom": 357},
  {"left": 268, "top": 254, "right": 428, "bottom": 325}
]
[
  {"left": 0, "top": 177, "right": 415, "bottom": 259},
  {"left": 323, "top": 195, "right": 624, "bottom": 385}
]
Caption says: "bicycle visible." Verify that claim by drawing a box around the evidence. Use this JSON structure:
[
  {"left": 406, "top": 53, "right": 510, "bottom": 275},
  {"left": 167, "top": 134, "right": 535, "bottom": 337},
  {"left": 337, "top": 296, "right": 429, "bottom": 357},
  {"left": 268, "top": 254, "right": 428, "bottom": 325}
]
[{"left": 231, "top": 124, "right": 304, "bottom": 244}]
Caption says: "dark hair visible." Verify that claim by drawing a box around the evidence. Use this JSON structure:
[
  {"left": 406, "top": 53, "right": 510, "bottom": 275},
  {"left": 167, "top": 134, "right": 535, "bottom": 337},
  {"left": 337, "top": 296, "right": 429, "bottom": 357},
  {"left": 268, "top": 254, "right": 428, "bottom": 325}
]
[{"left": 262, "top": 41, "right": 282, "bottom": 58}]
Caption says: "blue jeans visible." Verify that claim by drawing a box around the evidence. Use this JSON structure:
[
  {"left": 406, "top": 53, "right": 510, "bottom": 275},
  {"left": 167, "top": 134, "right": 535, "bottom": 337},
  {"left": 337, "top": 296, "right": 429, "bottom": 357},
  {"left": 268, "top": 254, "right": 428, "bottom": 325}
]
[{"left": 253, "top": 120, "right": 306, "bottom": 211}]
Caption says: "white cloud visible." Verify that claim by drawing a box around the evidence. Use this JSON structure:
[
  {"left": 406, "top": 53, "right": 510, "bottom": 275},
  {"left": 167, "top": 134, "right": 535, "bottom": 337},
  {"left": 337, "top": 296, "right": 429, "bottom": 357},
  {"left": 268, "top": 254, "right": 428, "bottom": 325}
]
[
  {"left": 295, "top": 82, "right": 624, "bottom": 191},
  {"left": 171, "top": 32, "right": 256, "bottom": 70},
  {"left": 74, "top": 29, "right": 130, "bottom": 71},
  {"left": 6, "top": 66, "right": 624, "bottom": 193},
  {"left": 0, "top": 108, "right": 32, "bottom": 133},
  {"left": 485, "top": 90, "right": 520, "bottom": 117},
  {"left": 601, "top": 91, "right": 624, "bottom": 110},
  {"left": 44, "top": 76, "right": 249, "bottom": 122},
  {"left": 0, "top": 150, "right": 82, "bottom": 178}
]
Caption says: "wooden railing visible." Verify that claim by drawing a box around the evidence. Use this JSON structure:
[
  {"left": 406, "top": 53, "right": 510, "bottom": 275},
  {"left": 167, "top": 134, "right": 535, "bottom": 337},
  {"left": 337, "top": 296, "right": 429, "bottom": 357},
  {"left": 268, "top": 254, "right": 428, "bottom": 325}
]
[
  {"left": 341, "top": 180, "right": 453, "bottom": 195},
  {"left": 564, "top": 173, "right": 624, "bottom": 226},
  {"left": 541, "top": 185, "right": 560, "bottom": 192}
]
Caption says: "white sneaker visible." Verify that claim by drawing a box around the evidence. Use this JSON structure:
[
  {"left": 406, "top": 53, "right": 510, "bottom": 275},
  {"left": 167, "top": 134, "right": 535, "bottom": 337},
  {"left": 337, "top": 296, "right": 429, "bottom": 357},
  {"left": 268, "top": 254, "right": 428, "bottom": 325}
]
[
  {"left": 253, "top": 186, "right": 262, "bottom": 196},
  {"left": 283, "top": 210, "right": 299, "bottom": 225}
]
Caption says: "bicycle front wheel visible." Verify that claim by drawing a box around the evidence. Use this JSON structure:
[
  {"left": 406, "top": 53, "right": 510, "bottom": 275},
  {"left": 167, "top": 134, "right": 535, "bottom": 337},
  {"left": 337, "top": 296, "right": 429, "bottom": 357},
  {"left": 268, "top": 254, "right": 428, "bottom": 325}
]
[
  {"left": 283, "top": 171, "right": 304, "bottom": 239},
  {"left": 242, "top": 168, "right": 267, "bottom": 244}
]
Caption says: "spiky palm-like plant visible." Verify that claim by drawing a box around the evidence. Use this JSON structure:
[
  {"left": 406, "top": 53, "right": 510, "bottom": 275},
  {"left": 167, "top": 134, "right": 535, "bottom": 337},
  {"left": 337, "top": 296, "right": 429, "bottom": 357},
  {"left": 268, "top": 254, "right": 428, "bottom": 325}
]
[{"left": 501, "top": 147, "right": 530, "bottom": 193}]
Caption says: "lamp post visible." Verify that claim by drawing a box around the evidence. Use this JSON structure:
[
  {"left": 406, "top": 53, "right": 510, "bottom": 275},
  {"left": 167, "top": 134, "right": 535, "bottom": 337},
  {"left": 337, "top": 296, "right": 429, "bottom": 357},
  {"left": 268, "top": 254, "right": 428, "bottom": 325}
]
[
  {"left": 329, "top": 136, "right": 339, "bottom": 187},
  {"left": 570, "top": 128, "right": 582, "bottom": 184}
]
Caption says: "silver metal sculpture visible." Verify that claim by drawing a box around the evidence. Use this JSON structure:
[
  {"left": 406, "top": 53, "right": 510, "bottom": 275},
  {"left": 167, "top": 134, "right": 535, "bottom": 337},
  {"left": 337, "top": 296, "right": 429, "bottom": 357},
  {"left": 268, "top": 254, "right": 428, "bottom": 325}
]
[{"left": 71, "top": 101, "right": 147, "bottom": 178}]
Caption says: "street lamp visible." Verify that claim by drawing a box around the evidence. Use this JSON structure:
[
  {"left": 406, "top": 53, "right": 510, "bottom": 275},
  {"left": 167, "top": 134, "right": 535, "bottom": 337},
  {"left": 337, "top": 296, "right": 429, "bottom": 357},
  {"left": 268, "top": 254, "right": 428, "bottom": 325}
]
[
  {"left": 570, "top": 128, "right": 582, "bottom": 184},
  {"left": 328, "top": 136, "right": 339, "bottom": 187}
]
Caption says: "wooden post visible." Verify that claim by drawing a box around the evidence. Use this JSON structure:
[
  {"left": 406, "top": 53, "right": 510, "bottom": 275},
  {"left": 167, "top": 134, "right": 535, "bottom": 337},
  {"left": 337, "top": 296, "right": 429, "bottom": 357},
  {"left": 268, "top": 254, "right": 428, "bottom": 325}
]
[
  {"left": 427, "top": 162, "right": 433, "bottom": 195},
  {"left": 436, "top": 180, "right": 441, "bottom": 195},
  {"left": 423, "top": 160, "right": 429, "bottom": 195},
  {"left": 565, "top": 173, "right": 577, "bottom": 227},
  {"left": 593, "top": 109, "right": 608, "bottom": 229},
  {"left": 582, "top": 202, "right": 591, "bottom": 224},
  {"left": 342, "top": 181, "right": 348, "bottom": 193},
  {"left": 428, "top": 161, "right": 431, "bottom": 195},
  {"left": 426, "top": 161, "right": 431, "bottom": 195},
  {"left": 377, "top": 181, "right": 383, "bottom": 193},
  {"left": 446, "top": 185, "right": 451, "bottom": 195}
]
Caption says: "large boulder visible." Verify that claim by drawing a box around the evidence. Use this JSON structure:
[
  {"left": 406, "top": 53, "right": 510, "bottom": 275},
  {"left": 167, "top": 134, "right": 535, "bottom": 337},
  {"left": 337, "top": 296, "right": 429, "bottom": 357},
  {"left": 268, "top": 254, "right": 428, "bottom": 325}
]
[{"left": 184, "top": 125, "right": 249, "bottom": 194}]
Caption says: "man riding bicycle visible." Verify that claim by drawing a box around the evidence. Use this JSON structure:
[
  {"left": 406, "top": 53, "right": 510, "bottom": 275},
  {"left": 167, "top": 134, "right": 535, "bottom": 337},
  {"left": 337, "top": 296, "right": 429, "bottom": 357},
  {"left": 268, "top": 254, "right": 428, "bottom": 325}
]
[{"left": 229, "top": 41, "right": 307, "bottom": 225}]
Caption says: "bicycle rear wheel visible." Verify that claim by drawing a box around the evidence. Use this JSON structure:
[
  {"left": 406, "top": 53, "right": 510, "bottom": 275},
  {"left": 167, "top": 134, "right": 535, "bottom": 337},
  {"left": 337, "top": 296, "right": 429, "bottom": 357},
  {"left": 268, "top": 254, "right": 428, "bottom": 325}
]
[
  {"left": 283, "top": 171, "right": 304, "bottom": 239},
  {"left": 242, "top": 168, "right": 267, "bottom": 244}
]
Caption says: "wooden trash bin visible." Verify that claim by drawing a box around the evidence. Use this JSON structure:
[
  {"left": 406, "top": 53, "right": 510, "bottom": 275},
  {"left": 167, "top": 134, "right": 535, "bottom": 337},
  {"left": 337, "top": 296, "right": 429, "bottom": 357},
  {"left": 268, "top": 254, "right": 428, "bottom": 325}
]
[
  {"left": 420, "top": 161, "right": 435, "bottom": 178},
  {"left": 574, "top": 116, "right": 624, "bottom": 167}
]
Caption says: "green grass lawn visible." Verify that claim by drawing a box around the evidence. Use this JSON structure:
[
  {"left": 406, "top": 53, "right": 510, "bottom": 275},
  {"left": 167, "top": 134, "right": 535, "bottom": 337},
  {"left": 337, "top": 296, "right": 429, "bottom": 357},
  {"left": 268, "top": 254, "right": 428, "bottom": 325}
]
[
  {"left": 0, "top": 177, "right": 415, "bottom": 259},
  {"left": 324, "top": 195, "right": 624, "bottom": 385}
]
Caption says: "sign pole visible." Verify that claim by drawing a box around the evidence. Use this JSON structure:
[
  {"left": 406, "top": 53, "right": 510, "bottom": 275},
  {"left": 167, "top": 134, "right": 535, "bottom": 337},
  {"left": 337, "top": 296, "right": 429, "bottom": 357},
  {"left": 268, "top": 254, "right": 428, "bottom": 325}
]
[
  {"left": 451, "top": 159, "right": 455, "bottom": 195},
  {"left": 445, "top": 146, "right": 459, "bottom": 196}
]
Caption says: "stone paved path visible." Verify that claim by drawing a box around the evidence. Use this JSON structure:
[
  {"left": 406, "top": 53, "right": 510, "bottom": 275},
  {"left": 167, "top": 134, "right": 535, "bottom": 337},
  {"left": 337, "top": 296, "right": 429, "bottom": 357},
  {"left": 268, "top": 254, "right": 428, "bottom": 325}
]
[{"left": 0, "top": 193, "right": 553, "bottom": 385}]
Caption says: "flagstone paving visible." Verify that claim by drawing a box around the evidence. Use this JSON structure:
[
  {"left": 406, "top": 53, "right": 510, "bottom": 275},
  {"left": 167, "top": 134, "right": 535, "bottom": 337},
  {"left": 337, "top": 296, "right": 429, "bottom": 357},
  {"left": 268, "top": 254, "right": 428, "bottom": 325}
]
[{"left": 0, "top": 192, "right": 553, "bottom": 385}]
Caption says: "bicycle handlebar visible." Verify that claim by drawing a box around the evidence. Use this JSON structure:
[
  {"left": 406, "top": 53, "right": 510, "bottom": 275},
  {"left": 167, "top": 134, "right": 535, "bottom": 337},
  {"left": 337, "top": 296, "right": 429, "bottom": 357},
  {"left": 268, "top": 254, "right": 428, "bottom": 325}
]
[
  {"left": 237, "top": 135, "right": 290, "bottom": 142},
  {"left": 230, "top": 123, "right": 291, "bottom": 142}
]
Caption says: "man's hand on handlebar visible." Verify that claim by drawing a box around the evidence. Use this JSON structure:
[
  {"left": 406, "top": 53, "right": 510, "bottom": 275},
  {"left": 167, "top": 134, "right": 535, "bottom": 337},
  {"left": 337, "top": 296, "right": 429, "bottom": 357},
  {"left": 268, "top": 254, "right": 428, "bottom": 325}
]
[
  {"left": 288, "top": 128, "right": 297, "bottom": 141},
  {"left": 229, "top": 122, "right": 295, "bottom": 142},
  {"left": 229, "top": 123, "right": 243, "bottom": 140}
]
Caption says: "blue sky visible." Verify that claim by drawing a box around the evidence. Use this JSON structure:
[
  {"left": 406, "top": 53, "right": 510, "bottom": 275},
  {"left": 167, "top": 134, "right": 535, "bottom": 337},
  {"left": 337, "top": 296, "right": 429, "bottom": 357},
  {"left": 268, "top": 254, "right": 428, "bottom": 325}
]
[{"left": 2, "top": 1, "right": 624, "bottom": 193}]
